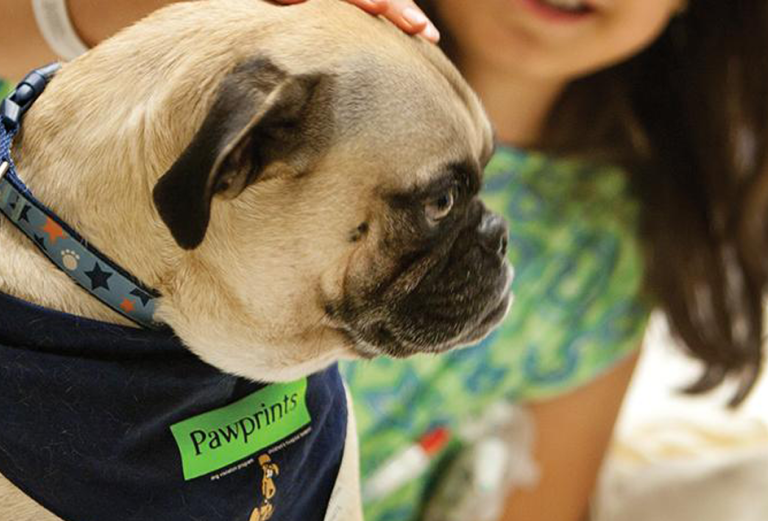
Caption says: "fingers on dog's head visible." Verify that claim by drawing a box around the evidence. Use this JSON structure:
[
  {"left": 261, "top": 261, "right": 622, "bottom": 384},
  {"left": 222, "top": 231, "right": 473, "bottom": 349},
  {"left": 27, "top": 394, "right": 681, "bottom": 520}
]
[{"left": 152, "top": 56, "right": 333, "bottom": 250}]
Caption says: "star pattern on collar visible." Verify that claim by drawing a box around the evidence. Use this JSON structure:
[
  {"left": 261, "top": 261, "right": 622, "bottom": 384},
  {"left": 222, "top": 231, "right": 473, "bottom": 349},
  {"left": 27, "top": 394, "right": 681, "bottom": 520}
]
[
  {"left": 84, "top": 262, "right": 113, "bottom": 291},
  {"left": 130, "top": 288, "right": 153, "bottom": 307},
  {"left": 18, "top": 203, "right": 31, "bottom": 223},
  {"left": 119, "top": 298, "right": 136, "bottom": 313},
  {"left": 41, "top": 217, "right": 66, "bottom": 245}
]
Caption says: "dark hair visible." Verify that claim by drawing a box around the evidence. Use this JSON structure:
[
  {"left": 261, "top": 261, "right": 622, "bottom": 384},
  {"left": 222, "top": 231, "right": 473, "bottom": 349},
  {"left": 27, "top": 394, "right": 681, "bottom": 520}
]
[{"left": 418, "top": 0, "right": 768, "bottom": 405}]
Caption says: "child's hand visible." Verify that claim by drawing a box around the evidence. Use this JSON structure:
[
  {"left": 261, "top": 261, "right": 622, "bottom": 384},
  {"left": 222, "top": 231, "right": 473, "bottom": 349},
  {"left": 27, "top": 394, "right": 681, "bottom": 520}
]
[{"left": 272, "top": 0, "right": 440, "bottom": 43}]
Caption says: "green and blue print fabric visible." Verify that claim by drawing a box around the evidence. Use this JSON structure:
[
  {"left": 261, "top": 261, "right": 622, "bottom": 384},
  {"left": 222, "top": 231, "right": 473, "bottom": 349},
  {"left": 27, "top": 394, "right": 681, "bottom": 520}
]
[
  {"left": 0, "top": 80, "right": 10, "bottom": 100},
  {"left": 341, "top": 145, "right": 651, "bottom": 521}
]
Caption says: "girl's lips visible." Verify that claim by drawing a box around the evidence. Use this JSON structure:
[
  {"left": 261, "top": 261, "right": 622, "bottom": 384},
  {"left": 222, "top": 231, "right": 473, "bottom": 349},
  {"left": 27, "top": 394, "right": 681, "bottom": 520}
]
[{"left": 517, "top": 0, "right": 598, "bottom": 23}]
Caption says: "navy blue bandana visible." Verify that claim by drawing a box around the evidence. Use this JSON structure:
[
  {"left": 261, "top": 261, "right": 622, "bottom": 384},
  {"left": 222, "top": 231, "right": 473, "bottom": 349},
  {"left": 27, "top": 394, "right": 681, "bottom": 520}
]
[{"left": 0, "top": 290, "right": 348, "bottom": 521}]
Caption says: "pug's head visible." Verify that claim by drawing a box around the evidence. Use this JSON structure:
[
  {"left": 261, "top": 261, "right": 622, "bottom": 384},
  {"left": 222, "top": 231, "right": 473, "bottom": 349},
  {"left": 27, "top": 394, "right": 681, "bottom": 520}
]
[{"left": 142, "top": 0, "right": 512, "bottom": 380}]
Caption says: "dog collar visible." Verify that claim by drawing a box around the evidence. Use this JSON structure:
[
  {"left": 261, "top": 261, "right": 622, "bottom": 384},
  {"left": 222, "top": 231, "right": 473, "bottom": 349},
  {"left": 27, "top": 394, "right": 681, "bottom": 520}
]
[{"left": 0, "top": 64, "right": 162, "bottom": 329}]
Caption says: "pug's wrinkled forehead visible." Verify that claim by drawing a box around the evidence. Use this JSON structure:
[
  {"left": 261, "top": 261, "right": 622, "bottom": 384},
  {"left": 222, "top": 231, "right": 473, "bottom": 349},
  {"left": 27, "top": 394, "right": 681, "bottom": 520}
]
[
  {"left": 299, "top": 62, "right": 493, "bottom": 237},
  {"left": 332, "top": 51, "right": 494, "bottom": 174}
]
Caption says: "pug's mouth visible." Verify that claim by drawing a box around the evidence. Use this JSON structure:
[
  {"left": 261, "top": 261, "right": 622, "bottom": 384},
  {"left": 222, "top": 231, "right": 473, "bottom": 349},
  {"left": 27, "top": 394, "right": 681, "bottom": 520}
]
[{"left": 336, "top": 263, "right": 514, "bottom": 360}]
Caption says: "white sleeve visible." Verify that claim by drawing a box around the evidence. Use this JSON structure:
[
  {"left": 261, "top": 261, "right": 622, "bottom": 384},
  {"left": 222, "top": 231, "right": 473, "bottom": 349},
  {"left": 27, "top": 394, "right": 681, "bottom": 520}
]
[
  {"left": 323, "top": 383, "right": 364, "bottom": 521},
  {"left": 31, "top": 0, "right": 89, "bottom": 61}
]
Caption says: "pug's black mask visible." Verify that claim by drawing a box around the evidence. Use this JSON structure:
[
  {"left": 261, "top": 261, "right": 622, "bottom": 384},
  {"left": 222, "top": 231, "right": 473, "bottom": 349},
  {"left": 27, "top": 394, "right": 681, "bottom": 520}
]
[{"left": 327, "top": 159, "right": 512, "bottom": 358}]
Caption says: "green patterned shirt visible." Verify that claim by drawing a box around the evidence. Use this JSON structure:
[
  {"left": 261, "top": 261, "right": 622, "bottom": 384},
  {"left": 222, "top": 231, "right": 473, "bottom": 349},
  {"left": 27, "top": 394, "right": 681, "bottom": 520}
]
[
  {"left": 341, "top": 145, "right": 650, "bottom": 521},
  {"left": 0, "top": 80, "right": 10, "bottom": 100}
]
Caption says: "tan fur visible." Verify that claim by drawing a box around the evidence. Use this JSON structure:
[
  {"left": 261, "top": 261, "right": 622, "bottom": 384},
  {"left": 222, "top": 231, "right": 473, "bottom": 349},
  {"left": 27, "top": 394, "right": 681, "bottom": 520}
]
[{"left": 0, "top": 1, "right": 492, "bottom": 519}]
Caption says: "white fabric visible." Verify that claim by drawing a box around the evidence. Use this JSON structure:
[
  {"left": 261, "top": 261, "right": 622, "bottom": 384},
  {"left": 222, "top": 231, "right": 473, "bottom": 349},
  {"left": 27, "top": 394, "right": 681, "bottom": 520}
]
[
  {"left": 31, "top": 0, "right": 89, "bottom": 61},
  {"left": 592, "top": 313, "right": 768, "bottom": 521},
  {"left": 323, "top": 384, "right": 363, "bottom": 521},
  {"left": 593, "top": 418, "right": 768, "bottom": 521}
]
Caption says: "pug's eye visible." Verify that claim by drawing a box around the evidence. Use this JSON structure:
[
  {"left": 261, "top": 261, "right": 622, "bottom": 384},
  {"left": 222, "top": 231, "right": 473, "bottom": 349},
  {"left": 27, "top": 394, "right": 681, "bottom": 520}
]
[{"left": 425, "top": 187, "right": 456, "bottom": 224}]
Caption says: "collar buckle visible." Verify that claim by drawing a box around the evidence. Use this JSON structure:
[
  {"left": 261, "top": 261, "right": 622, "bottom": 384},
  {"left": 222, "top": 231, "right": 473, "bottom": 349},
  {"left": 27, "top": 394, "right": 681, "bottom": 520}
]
[
  {"left": 1, "top": 63, "right": 61, "bottom": 129},
  {"left": 0, "top": 99, "right": 21, "bottom": 130}
]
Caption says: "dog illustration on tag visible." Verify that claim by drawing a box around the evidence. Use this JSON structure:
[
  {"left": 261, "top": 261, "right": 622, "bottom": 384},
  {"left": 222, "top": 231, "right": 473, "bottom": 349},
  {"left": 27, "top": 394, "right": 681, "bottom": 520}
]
[{"left": 249, "top": 454, "right": 280, "bottom": 521}]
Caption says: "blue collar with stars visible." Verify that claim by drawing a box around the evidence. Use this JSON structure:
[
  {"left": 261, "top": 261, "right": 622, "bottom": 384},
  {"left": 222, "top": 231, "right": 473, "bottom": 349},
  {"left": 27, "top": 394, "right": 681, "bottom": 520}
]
[{"left": 0, "top": 64, "right": 161, "bottom": 329}]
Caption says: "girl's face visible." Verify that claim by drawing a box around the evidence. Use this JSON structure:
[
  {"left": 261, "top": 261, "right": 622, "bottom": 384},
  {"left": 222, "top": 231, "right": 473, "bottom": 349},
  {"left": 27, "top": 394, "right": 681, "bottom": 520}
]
[{"left": 437, "top": 0, "right": 685, "bottom": 81}]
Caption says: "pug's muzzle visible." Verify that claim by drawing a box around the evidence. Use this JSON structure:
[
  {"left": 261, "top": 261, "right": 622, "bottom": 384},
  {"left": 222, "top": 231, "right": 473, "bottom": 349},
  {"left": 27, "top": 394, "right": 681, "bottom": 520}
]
[{"left": 333, "top": 200, "right": 512, "bottom": 358}]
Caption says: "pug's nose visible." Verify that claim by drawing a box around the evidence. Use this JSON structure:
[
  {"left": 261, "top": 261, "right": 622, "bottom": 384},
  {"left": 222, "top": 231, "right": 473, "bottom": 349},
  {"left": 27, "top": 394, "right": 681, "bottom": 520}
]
[{"left": 478, "top": 212, "right": 509, "bottom": 258}]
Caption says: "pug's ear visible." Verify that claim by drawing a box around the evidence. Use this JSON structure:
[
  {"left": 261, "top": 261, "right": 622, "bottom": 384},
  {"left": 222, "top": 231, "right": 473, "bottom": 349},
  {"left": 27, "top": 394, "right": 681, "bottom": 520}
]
[{"left": 153, "top": 57, "right": 329, "bottom": 250}]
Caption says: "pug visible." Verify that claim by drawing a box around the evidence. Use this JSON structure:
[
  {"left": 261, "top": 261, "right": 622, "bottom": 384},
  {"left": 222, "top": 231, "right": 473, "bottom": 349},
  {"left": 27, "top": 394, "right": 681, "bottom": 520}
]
[{"left": 0, "top": 0, "right": 511, "bottom": 520}]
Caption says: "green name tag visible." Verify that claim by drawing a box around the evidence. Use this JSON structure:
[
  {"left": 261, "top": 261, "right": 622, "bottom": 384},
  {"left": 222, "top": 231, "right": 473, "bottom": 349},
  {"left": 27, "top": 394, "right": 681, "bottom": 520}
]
[{"left": 170, "top": 378, "right": 311, "bottom": 480}]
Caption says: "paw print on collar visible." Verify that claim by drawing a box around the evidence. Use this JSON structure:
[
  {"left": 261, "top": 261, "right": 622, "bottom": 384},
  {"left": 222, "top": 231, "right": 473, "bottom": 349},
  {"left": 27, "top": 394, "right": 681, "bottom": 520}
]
[{"left": 61, "top": 249, "right": 80, "bottom": 271}]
